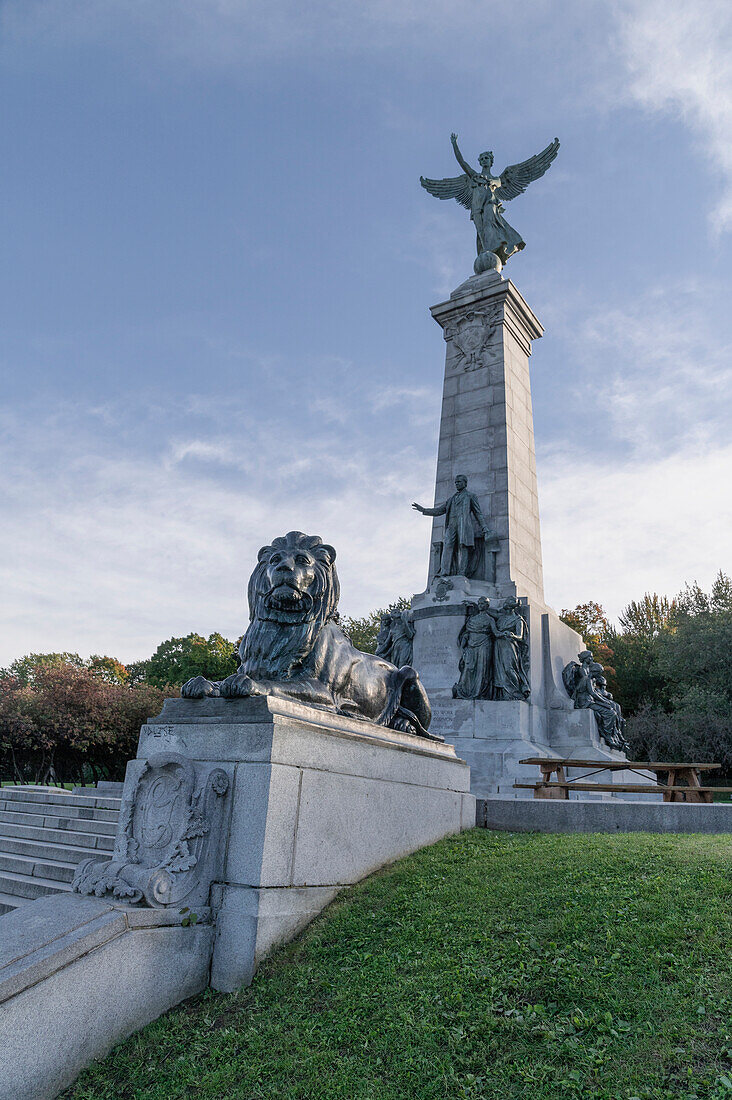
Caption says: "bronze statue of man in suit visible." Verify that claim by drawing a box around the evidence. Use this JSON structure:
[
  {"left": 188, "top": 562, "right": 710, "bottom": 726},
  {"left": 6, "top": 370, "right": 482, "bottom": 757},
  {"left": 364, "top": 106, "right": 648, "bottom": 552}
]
[{"left": 413, "top": 474, "right": 491, "bottom": 577}]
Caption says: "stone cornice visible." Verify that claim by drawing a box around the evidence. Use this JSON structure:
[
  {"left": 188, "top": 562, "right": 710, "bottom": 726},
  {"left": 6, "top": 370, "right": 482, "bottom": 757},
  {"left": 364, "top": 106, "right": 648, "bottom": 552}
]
[{"left": 431, "top": 274, "right": 543, "bottom": 357}]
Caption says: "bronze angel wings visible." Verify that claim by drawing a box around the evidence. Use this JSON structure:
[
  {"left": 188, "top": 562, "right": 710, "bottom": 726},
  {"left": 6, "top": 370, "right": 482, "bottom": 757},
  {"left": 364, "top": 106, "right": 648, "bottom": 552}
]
[{"left": 420, "top": 138, "right": 560, "bottom": 209}]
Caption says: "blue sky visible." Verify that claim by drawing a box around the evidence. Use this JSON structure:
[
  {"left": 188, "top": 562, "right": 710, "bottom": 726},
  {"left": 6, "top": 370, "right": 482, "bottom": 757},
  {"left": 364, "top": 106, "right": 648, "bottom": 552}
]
[{"left": 1, "top": 0, "right": 731, "bottom": 665}]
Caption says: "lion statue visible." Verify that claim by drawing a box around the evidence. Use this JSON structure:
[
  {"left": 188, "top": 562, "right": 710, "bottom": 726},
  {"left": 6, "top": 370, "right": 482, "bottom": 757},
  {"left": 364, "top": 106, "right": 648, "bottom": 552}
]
[{"left": 182, "top": 531, "right": 438, "bottom": 740}]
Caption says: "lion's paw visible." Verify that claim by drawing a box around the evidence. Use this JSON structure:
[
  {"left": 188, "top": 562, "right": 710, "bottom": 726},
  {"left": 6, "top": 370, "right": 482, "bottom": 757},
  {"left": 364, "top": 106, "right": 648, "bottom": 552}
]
[
  {"left": 219, "top": 673, "right": 263, "bottom": 699},
  {"left": 181, "top": 676, "right": 219, "bottom": 699}
]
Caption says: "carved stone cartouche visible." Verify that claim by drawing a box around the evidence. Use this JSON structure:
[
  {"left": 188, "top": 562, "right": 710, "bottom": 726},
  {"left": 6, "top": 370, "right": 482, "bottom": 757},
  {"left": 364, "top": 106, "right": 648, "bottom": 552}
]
[{"left": 72, "top": 753, "right": 230, "bottom": 908}]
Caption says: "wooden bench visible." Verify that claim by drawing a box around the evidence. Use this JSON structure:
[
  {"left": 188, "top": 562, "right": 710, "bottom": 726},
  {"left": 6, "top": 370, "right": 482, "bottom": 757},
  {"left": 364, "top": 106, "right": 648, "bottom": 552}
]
[{"left": 515, "top": 758, "right": 732, "bottom": 803}]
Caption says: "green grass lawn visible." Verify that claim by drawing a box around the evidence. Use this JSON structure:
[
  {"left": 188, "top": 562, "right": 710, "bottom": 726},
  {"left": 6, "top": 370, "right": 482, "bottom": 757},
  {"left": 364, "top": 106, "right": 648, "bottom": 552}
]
[{"left": 65, "top": 831, "right": 732, "bottom": 1100}]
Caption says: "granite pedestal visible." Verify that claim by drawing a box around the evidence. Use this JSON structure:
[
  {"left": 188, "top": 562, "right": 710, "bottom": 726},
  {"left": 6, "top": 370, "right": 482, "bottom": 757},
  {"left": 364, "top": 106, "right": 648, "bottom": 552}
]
[{"left": 138, "top": 695, "right": 474, "bottom": 990}]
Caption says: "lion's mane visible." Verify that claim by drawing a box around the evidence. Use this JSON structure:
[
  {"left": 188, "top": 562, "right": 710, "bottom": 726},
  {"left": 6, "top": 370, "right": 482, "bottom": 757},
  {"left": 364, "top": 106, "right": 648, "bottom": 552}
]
[{"left": 239, "top": 531, "right": 339, "bottom": 680}]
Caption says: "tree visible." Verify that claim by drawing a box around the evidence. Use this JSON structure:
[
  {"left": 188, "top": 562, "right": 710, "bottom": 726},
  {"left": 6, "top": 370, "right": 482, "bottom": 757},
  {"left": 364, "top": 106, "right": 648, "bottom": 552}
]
[
  {"left": 654, "top": 573, "right": 732, "bottom": 702},
  {"left": 340, "top": 597, "right": 411, "bottom": 654},
  {"left": 86, "top": 655, "right": 130, "bottom": 685},
  {"left": 3, "top": 651, "right": 85, "bottom": 685},
  {"left": 598, "top": 593, "right": 677, "bottom": 715},
  {"left": 626, "top": 573, "right": 732, "bottom": 779},
  {"left": 675, "top": 570, "right": 732, "bottom": 617},
  {"left": 1, "top": 652, "right": 130, "bottom": 686},
  {"left": 0, "top": 663, "right": 165, "bottom": 785},
  {"left": 134, "top": 632, "right": 239, "bottom": 688},
  {"left": 618, "top": 593, "right": 676, "bottom": 640},
  {"left": 560, "top": 602, "right": 611, "bottom": 645},
  {"left": 560, "top": 602, "right": 616, "bottom": 691}
]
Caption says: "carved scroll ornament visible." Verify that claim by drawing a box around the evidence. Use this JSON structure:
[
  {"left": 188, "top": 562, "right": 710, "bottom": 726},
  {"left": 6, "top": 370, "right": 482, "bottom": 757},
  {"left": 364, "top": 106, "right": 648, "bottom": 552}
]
[{"left": 72, "top": 753, "right": 230, "bottom": 909}]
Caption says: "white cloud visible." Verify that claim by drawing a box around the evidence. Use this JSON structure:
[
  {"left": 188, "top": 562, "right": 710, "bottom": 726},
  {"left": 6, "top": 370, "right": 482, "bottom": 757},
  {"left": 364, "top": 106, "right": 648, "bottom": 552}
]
[
  {"left": 540, "top": 439, "right": 732, "bottom": 621},
  {"left": 4, "top": 374, "right": 730, "bottom": 671},
  {"left": 613, "top": 0, "right": 732, "bottom": 229},
  {"left": 575, "top": 281, "right": 732, "bottom": 455},
  {"left": 0, "top": 401, "right": 437, "bottom": 667}
]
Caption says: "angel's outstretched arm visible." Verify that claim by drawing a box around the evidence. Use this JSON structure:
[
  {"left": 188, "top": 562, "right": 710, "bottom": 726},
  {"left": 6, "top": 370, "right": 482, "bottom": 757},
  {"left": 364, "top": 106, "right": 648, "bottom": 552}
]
[{"left": 451, "top": 133, "right": 478, "bottom": 179}]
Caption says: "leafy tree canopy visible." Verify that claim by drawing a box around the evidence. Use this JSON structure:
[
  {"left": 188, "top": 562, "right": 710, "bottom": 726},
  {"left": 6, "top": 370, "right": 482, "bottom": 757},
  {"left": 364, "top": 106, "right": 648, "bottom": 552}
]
[
  {"left": 625, "top": 572, "right": 732, "bottom": 777},
  {"left": 86, "top": 655, "right": 130, "bottom": 685},
  {"left": 560, "top": 601, "right": 611, "bottom": 645},
  {"left": 655, "top": 572, "right": 732, "bottom": 704},
  {"left": 618, "top": 593, "right": 676, "bottom": 640},
  {"left": 2, "top": 652, "right": 131, "bottom": 687},
  {"left": 3, "top": 651, "right": 85, "bottom": 684},
  {"left": 0, "top": 662, "right": 164, "bottom": 785},
  {"left": 133, "top": 632, "right": 239, "bottom": 688}
]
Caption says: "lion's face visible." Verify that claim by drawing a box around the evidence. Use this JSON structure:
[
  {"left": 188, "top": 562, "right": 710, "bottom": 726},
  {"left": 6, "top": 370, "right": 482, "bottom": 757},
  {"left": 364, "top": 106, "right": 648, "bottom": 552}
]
[
  {"left": 263, "top": 546, "right": 319, "bottom": 621},
  {"left": 247, "top": 530, "right": 339, "bottom": 628},
  {"left": 240, "top": 531, "right": 340, "bottom": 678}
]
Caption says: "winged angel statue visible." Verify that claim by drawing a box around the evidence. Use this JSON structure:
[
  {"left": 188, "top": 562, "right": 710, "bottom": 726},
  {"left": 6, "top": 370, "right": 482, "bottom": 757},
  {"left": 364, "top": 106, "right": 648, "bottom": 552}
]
[{"left": 421, "top": 133, "right": 559, "bottom": 274}]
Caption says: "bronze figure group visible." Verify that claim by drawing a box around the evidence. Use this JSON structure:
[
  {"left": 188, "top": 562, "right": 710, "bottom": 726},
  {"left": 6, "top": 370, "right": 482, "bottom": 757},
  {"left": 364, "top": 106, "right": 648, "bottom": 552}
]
[
  {"left": 563, "top": 650, "right": 628, "bottom": 752},
  {"left": 453, "top": 597, "right": 530, "bottom": 702}
]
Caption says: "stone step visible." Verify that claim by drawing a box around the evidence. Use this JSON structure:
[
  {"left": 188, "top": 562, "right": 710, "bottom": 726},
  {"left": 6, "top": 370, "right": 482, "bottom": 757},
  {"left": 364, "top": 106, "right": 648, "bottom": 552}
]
[
  {"left": 0, "top": 869, "right": 72, "bottom": 902},
  {"left": 0, "top": 850, "right": 78, "bottom": 883},
  {"left": 0, "top": 834, "right": 113, "bottom": 866},
  {"left": 0, "top": 786, "right": 121, "bottom": 812},
  {"left": 72, "top": 781, "right": 124, "bottom": 797},
  {"left": 0, "top": 785, "right": 120, "bottom": 915},
  {"left": 0, "top": 820, "right": 115, "bottom": 851},
  {"left": 0, "top": 891, "right": 20, "bottom": 916},
  {"left": 0, "top": 796, "right": 119, "bottom": 823},
  {"left": 0, "top": 808, "right": 118, "bottom": 836}
]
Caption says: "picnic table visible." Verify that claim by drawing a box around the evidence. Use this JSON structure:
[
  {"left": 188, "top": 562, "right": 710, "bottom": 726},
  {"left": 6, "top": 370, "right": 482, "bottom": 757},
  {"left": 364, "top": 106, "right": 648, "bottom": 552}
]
[{"left": 515, "top": 758, "right": 731, "bottom": 803}]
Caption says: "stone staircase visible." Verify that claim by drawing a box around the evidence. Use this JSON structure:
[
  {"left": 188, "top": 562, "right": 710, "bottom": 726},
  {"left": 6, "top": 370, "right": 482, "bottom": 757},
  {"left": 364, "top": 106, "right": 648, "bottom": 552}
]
[{"left": 0, "top": 786, "right": 121, "bottom": 915}]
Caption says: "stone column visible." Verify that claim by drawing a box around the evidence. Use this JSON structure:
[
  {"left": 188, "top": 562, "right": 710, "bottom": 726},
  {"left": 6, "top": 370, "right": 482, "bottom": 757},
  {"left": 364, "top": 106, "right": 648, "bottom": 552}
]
[
  {"left": 426, "top": 269, "right": 544, "bottom": 604},
  {"left": 410, "top": 270, "right": 638, "bottom": 798}
]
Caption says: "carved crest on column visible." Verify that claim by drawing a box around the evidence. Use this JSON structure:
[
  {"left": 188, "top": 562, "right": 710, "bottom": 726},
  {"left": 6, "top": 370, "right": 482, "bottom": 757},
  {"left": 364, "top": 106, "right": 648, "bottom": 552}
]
[
  {"left": 432, "top": 576, "right": 454, "bottom": 602},
  {"left": 443, "top": 307, "right": 501, "bottom": 371},
  {"left": 72, "top": 753, "right": 230, "bottom": 909}
]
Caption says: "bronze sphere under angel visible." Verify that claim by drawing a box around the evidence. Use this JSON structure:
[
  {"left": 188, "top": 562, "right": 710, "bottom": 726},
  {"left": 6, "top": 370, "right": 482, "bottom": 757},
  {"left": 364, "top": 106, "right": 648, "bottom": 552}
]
[{"left": 421, "top": 133, "right": 559, "bottom": 275}]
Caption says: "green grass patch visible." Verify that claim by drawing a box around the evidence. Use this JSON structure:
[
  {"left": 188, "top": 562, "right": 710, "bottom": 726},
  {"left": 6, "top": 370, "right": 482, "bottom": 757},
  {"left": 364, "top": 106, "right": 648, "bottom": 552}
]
[{"left": 65, "top": 831, "right": 732, "bottom": 1100}]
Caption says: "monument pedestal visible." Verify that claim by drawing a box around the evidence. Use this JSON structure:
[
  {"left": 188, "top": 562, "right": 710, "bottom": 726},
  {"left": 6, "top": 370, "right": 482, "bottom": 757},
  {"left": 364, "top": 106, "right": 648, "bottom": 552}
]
[
  {"left": 138, "top": 696, "right": 474, "bottom": 990},
  {"left": 412, "top": 582, "right": 647, "bottom": 797}
]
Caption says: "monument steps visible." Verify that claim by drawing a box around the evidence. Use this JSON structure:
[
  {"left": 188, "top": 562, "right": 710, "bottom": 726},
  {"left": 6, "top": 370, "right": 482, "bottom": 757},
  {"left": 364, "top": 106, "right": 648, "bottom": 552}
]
[
  {"left": 0, "top": 834, "right": 110, "bottom": 864},
  {"left": 0, "top": 849, "right": 78, "bottom": 881},
  {"left": 0, "top": 786, "right": 119, "bottom": 915},
  {"left": 0, "top": 786, "right": 121, "bottom": 812},
  {"left": 0, "top": 797, "right": 119, "bottom": 824},
  {"left": 0, "top": 890, "right": 22, "bottom": 917},
  {"left": 0, "top": 819, "right": 116, "bottom": 850},
  {"left": 0, "top": 867, "right": 73, "bottom": 902},
  {"left": 0, "top": 807, "right": 118, "bottom": 836}
]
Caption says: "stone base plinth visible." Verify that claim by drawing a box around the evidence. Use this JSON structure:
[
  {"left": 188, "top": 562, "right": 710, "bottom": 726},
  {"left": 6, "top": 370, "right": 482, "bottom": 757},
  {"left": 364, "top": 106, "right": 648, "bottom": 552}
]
[
  {"left": 0, "top": 896, "right": 212, "bottom": 1100},
  {"left": 140, "top": 696, "right": 474, "bottom": 991},
  {"left": 477, "top": 798, "right": 732, "bottom": 833},
  {"left": 411, "top": 587, "right": 651, "bottom": 799}
]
